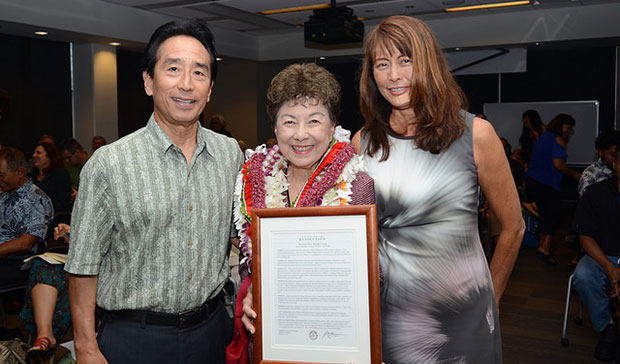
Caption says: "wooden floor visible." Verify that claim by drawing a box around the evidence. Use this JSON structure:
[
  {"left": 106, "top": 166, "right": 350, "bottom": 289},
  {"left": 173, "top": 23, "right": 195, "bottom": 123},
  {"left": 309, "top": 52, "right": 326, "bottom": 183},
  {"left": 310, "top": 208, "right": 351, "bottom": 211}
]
[
  {"left": 500, "top": 242, "right": 601, "bottom": 364},
  {"left": 1, "top": 235, "right": 607, "bottom": 363}
]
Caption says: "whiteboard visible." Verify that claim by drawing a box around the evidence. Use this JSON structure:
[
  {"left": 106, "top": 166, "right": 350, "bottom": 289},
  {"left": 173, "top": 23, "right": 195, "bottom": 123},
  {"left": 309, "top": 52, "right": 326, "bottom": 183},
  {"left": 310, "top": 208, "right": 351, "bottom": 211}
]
[{"left": 483, "top": 101, "right": 599, "bottom": 166}]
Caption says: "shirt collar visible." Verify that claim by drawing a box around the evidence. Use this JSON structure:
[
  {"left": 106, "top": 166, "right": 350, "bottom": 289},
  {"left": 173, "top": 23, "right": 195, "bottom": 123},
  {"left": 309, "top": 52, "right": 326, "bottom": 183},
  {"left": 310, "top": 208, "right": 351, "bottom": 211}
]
[
  {"left": 1, "top": 179, "right": 33, "bottom": 201},
  {"left": 595, "top": 158, "right": 612, "bottom": 172},
  {"left": 16, "top": 179, "right": 34, "bottom": 193},
  {"left": 146, "top": 114, "right": 209, "bottom": 158}
]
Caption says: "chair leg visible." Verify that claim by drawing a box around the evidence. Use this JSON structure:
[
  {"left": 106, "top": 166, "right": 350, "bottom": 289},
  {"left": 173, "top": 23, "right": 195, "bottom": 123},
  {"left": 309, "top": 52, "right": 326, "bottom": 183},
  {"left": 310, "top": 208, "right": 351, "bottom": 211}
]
[
  {"left": 561, "top": 274, "right": 574, "bottom": 347},
  {"left": 575, "top": 299, "right": 583, "bottom": 326}
]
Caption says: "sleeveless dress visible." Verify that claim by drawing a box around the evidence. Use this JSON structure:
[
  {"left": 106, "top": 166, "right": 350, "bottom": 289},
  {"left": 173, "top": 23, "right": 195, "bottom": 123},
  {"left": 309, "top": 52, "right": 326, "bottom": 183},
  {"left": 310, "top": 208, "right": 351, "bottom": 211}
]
[{"left": 361, "top": 113, "right": 501, "bottom": 364}]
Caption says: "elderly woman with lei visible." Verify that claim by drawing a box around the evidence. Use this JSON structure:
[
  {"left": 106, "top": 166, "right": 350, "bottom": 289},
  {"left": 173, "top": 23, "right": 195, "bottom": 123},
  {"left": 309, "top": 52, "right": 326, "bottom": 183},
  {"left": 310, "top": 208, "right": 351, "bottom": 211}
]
[{"left": 225, "top": 63, "right": 375, "bottom": 364}]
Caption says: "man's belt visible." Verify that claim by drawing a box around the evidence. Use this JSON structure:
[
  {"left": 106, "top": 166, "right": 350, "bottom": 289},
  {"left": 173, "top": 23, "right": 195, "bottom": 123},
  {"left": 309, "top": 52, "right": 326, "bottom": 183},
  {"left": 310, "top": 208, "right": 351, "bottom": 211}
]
[{"left": 101, "top": 290, "right": 223, "bottom": 329}]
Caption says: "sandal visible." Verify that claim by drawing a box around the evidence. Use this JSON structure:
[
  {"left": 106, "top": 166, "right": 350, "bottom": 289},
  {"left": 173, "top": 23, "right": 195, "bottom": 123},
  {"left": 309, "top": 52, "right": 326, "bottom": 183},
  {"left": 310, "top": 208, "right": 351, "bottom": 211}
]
[
  {"left": 536, "top": 250, "right": 557, "bottom": 264},
  {"left": 26, "top": 337, "right": 55, "bottom": 363}
]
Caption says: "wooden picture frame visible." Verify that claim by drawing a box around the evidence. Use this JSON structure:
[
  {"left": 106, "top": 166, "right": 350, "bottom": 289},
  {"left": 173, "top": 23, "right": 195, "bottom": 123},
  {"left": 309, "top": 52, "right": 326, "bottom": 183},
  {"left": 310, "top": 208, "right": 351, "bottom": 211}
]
[{"left": 251, "top": 205, "right": 381, "bottom": 364}]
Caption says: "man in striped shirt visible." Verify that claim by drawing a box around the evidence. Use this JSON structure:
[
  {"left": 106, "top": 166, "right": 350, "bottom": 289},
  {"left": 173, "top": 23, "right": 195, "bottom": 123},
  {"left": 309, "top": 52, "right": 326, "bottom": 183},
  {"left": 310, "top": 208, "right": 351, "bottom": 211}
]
[{"left": 65, "top": 19, "right": 243, "bottom": 364}]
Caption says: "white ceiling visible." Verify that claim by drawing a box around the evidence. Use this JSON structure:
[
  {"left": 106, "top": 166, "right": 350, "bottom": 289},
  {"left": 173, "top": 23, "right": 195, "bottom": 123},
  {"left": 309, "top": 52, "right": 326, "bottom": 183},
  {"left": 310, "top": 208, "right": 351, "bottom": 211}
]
[
  {"left": 1, "top": 0, "right": 619, "bottom": 61},
  {"left": 100, "top": 0, "right": 616, "bottom": 36}
]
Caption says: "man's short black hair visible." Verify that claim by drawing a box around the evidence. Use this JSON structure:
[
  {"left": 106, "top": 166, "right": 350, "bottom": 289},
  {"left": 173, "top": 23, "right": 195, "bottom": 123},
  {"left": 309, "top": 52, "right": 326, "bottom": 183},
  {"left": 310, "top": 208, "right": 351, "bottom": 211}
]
[
  {"left": 142, "top": 19, "right": 218, "bottom": 82},
  {"left": 0, "top": 147, "right": 27, "bottom": 173},
  {"left": 595, "top": 130, "right": 620, "bottom": 151},
  {"left": 61, "top": 137, "right": 84, "bottom": 154}
]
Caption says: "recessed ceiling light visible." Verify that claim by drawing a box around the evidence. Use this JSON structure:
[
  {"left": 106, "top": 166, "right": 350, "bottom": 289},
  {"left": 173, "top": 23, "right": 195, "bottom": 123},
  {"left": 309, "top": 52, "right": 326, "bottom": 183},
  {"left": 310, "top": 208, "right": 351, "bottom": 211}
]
[
  {"left": 109, "top": 42, "right": 121, "bottom": 46},
  {"left": 319, "top": 56, "right": 326, "bottom": 60},
  {"left": 34, "top": 31, "right": 48, "bottom": 36},
  {"left": 216, "top": 57, "right": 223, "bottom": 62},
  {"left": 405, "top": 5, "right": 416, "bottom": 9}
]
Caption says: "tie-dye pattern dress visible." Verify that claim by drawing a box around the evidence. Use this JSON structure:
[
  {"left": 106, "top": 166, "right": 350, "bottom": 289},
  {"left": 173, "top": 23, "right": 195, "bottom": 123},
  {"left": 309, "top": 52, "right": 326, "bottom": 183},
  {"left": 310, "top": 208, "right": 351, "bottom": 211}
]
[{"left": 361, "top": 112, "right": 501, "bottom": 364}]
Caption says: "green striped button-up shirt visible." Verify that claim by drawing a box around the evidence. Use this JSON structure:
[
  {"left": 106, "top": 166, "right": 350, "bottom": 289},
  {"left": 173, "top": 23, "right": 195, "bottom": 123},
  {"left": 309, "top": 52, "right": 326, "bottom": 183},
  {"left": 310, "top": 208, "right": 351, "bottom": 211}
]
[{"left": 65, "top": 115, "right": 243, "bottom": 313}]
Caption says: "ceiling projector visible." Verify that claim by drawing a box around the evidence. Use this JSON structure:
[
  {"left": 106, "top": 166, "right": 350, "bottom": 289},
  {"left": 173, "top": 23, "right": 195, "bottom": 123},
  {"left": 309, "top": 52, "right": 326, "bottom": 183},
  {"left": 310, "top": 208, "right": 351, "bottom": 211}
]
[{"left": 304, "top": 5, "right": 364, "bottom": 44}]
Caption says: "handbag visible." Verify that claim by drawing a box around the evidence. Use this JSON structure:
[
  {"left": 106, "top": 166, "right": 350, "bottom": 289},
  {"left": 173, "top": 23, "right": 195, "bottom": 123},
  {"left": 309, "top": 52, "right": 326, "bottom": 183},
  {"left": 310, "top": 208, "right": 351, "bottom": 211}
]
[
  {"left": 225, "top": 276, "right": 252, "bottom": 364},
  {"left": 0, "top": 338, "right": 29, "bottom": 364}
]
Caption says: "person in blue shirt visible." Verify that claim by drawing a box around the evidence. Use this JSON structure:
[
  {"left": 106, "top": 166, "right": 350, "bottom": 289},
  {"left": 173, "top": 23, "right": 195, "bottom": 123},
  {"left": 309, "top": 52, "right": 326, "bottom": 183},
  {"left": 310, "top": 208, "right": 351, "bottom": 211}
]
[
  {"left": 0, "top": 146, "right": 53, "bottom": 285},
  {"left": 525, "top": 113, "right": 581, "bottom": 263}
]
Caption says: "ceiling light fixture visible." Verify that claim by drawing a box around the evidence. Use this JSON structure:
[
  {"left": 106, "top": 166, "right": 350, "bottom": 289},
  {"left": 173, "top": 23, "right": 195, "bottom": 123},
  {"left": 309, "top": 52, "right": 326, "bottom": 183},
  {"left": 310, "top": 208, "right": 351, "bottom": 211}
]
[
  {"left": 445, "top": 0, "right": 530, "bottom": 12},
  {"left": 260, "top": 4, "right": 330, "bottom": 15},
  {"left": 34, "top": 31, "right": 48, "bottom": 36},
  {"left": 109, "top": 42, "right": 121, "bottom": 46}
]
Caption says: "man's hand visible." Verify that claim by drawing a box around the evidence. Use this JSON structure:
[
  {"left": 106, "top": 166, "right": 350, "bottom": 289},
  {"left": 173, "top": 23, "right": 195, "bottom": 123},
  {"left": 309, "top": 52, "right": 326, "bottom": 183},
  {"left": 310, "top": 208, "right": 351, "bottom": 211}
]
[
  {"left": 605, "top": 265, "right": 620, "bottom": 298},
  {"left": 69, "top": 275, "right": 105, "bottom": 364}
]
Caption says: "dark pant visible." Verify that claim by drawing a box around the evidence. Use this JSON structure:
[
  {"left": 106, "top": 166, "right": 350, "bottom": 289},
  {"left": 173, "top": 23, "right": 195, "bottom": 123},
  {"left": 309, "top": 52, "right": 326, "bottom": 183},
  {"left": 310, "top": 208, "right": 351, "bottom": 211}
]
[
  {"left": 97, "top": 296, "right": 233, "bottom": 364},
  {"left": 525, "top": 176, "right": 561, "bottom": 236}
]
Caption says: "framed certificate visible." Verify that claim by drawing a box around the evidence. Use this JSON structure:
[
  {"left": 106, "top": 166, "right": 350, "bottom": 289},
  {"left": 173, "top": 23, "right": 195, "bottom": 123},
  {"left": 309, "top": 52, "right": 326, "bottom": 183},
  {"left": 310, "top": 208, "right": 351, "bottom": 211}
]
[{"left": 251, "top": 205, "right": 381, "bottom": 364}]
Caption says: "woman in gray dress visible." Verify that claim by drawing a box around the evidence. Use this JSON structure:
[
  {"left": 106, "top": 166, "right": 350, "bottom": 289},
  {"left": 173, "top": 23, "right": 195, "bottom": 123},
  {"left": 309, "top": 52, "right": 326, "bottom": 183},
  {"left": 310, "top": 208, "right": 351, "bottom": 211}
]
[{"left": 352, "top": 16, "right": 524, "bottom": 363}]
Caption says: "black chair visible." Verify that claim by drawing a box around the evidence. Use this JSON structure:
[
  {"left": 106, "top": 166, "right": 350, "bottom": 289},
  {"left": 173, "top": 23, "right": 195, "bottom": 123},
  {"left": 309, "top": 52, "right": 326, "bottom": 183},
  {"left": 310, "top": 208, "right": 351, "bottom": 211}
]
[
  {"left": 0, "top": 239, "right": 47, "bottom": 328},
  {"left": 0, "top": 281, "right": 28, "bottom": 328}
]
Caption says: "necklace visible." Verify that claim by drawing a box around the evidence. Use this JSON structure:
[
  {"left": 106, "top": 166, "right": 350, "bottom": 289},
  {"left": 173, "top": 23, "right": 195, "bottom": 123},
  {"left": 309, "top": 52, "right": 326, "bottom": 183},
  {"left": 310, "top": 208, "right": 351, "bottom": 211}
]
[{"left": 233, "top": 135, "right": 364, "bottom": 271}]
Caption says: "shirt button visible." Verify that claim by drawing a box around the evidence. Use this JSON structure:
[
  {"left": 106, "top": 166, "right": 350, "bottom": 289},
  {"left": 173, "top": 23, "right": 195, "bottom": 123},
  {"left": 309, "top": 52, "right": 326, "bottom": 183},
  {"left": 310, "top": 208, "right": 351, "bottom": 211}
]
[
  {"left": 188, "top": 273, "right": 193, "bottom": 279},
  {"left": 189, "top": 205, "right": 193, "bottom": 211}
]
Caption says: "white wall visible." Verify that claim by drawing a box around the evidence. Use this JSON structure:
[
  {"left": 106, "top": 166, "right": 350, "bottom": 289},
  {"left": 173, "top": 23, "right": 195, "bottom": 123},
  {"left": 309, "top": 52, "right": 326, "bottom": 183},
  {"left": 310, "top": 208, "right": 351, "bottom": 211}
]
[{"left": 72, "top": 43, "right": 118, "bottom": 150}]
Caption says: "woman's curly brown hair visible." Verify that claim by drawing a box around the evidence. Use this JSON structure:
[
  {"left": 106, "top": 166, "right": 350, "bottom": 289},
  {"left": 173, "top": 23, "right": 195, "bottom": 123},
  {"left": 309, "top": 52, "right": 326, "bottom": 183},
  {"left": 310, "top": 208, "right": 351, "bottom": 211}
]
[{"left": 266, "top": 63, "right": 341, "bottom": 129}]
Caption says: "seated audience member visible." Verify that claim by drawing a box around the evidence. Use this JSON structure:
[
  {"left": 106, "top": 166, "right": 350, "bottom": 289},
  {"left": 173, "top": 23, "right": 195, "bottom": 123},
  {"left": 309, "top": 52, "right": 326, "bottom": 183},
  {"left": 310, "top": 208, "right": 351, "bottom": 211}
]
[
  {"left": 60, "top": 138, "right": 89, "bottom": 196},
  {"left": 38, "top": 134, "right": 55, "bottom": 146},
  {"left": 237, "top": 139, "right": 248, "bottom": 155},
  {"left": 91, "top": 135, "right": 106, "bottom": 153},
  {"left": 578, "top": 130, "right": 620, "bottom": 197},
  {"left": 500, "top": 137, "right": 525, "bottom": 189},
  {"left": 30, "top": 142, "right": 72, "bottom": 218},
  {"left": 0, "top": 147, "right": 53, "bottom": 286},
  {"left": 206, "top": 113, "right": 233, "bottom": 137},
  {"left": 514, "top": 109, "right": 545, "bottom": 167},
  {"left": 25, "top": 135, "right": 56, "bottom": 175},
  {"left": 572, "top": 150, "right": 620, "bottom": 362},
  {"left": 265, "top": 137, "right": 277, "bottom": 149},
  {"left": 21, "top": 223, "right": 72, "bottom": 362},
  {"left": 488, "top": 138, "right": 526, "bottom": 249}
]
